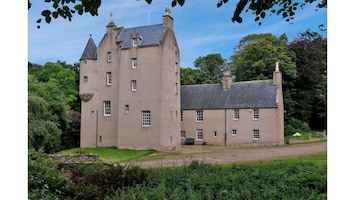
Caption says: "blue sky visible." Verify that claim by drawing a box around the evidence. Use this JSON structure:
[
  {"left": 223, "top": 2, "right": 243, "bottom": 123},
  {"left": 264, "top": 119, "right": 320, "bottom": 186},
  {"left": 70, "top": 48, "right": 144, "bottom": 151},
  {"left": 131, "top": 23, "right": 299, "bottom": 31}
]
[{"left": 28, "top": 0, "right": 327, "bottom": 68}]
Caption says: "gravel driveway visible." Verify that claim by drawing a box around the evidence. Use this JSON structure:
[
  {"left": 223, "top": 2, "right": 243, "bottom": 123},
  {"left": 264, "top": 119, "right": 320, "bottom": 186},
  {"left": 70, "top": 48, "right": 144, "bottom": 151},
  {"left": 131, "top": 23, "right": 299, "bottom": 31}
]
[{"left": 127, "top": 141, "right": 327, "bottom": 168}]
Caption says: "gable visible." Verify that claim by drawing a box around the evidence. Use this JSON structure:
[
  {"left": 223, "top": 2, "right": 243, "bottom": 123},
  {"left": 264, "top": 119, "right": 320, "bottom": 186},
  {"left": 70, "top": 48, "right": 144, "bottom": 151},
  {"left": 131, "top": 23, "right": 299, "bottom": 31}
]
[
  {"left": 117, "top": 24, "right": 166, "bottom": 49},
  {"left": 181, "top": 80, "right": 278, "bottom": 110}
]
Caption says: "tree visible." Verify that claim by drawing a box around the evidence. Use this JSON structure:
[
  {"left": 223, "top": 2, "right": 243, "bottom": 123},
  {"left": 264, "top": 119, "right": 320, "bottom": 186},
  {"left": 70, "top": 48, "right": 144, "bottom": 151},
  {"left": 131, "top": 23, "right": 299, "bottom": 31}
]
[
  {"left": 193, "top": 54, "right": 227, "bottom": 83},
  {"left": 230, "top": 33, "right": 299, "bottom": 135},
  {"left": 288, "top": 29, "right": 327, "bottom": 130},
  {"left": 230, "top": 33, "right": 297, "bottom": 82},
  {"left": 30, "top": 0, "right": 326, "bottom": 28}
]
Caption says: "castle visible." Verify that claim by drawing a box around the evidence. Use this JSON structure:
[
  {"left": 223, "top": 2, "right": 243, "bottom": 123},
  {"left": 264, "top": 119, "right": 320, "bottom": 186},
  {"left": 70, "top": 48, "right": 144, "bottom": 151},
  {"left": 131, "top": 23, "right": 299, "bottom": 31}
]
[{"left": 79, "top": 8, "right": 284, "bottom": 151}]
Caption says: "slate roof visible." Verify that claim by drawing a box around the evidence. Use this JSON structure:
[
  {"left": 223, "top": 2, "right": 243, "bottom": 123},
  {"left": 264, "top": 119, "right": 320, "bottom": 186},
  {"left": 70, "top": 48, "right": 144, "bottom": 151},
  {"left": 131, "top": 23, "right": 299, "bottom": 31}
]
[
  {"left": 117, "top": 24, "right": 165, "bottom": 49},
  {"left": 180, "top": 80, "right": 278, "bottom": 110},
  {"left": 80, "top": 36, "right": 97, "bottom": 60}
]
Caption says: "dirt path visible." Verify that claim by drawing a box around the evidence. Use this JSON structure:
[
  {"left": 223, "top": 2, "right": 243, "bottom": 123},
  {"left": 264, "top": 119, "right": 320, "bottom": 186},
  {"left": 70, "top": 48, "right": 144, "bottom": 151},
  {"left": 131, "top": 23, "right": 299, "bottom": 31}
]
[{"left": 126, "top": 141, "right": 327, "bottom": 168}]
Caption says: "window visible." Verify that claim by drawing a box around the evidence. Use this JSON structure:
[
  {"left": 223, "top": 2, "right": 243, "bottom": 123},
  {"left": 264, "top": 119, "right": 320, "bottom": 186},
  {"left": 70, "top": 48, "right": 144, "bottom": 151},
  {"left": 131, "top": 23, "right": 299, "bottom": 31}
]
[
  {"left": 196, "top": 129, "right": 203, "bottom": 140},
  {"left": 103, "top": 101, "right": 111, "bottom": 116},
  {"left": 132, "top": 38, "right": 138, "bottom": 46},
  {"left": 175, "top": 83, "right": 178, "bottom": 94},
  {"left": 90, "top": 111, "right": 95, "bottom": 117},
  {"left": 180, "top": 131, "right": 186, "bottom": 138},
  {"left": 253, "top": 129, "right": 260, "bottom": 140},
  {"left": 131, "top": 58, "right": 137, "bottom": 68},
  {"left": 125, "top": 105, "right": 129, "bottom": 113},
  {"left": 175, "top": 62, "right": 178, "bottom": 73},
  {"left": 83, "top": 76, "right": 88, "bottom": 83},
  {"left": 107, "top": 52, "right": 112, "bottom": 62},
  {"left": 196, "top": 110, "right": 203, "bottom": 122},
  {"left": 180, "top": 110, "right": 183, "bottom": 122},
  {"left": 213, "top": 131, "right": 217, "bottom": 137},
  {"left": 106, "top": 72, "right": 112, "bottom": 85},
  {"left": 131, "top": 80, "right": 137, "bottom": 91},
  {"left": 142, "top": 111, "right": 151, "bottom": 127},
  {"left": 232, "top": 129, "right": 237, "bottom": 136},
  {"left": 253, "top": 109, "right": 259, "bottom": 120},
  {"left": 233, "top": 109, "right": 239, "bottom": 120}
]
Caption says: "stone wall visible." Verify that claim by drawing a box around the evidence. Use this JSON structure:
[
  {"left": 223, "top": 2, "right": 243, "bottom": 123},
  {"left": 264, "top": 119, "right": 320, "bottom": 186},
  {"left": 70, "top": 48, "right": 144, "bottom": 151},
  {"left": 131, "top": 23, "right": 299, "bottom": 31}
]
[{"left": 50, "top": 154, "right": 100, "bottom": 163}]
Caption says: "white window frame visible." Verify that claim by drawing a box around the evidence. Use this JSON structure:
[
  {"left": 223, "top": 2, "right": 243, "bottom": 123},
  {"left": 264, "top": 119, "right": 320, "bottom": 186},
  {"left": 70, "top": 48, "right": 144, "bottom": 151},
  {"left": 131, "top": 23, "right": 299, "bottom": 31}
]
[
  {"left": 142, "top": 110, "right": 151, "bottom": 127},
  {"left": 196, "top": 110, "right": 203, "bottom": 122},
  {"left": 253, "top": 129, "right": 260, "bottom": 140},
  {"left": 106, "top": 72, "right": 112, "bottom": 85},
  {"left": 107, "top": 52, "right": 112, "bottom": 62},
  {"left": 131, "top": 58, "right": 137, "bottom": 68},
  {"left": 232, "top": 129, "right": 237, "bottom": 136},
  {"left": 253, "top": 109, "right": 259, "bottom": 120},
  {"left": 125, "top": 105, "right": 129, "bottom": 113},
  {"left": 132, "top": 38, "right": 138, "bottom": 47},
  {"left": 103, "top": 101, "right": 111, "bottom": 116},
  {"left": 83, "top": 76, "right": 88, "bottom": 84},
  {"left": 131, "top": 80, "right": 137, "bottom": 91},
  {"left": 233, "top": 109, "right": 239, "bottom": 120},
  {"left": 180, "top": 130, "right": 186, "bottom": 138},
  {"left": 213, "top": 131, "right": 217, "bottom": 137},
  {"left": 196, "top": 129, "right": 203, "bottom": 140}
]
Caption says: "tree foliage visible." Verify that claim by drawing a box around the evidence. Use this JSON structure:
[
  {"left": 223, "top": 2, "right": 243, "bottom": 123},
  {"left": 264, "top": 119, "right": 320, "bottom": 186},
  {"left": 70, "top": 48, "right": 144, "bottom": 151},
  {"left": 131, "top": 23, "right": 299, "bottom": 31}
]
[
  {"left": 28, "top": 61, "right": 81, "bottom": 153},
  {"left": 288, "top": 29, "right": 327, "bottom": 129},
  {"left": 29, "top": 0, "right": 326, "bottom": 28},
  {"left": 230, "top": 33, "right": 297, "bottom": 82},
  {"left": 181, "top": 53, "right": 228, "bottom": 85}
]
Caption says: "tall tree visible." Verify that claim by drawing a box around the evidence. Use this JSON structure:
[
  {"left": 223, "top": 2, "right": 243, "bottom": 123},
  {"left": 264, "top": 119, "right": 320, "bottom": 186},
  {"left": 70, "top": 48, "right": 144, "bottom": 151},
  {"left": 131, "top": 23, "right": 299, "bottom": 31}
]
[
  {"left": 30, "top": 0, "right": 326, "bottom": 28},
  {"left": 230, "top": 33, "right": 297, "bottom": 82},
  {"left": 194, "top": 53, "right": 227, "bottom": 83},
  {"left": 28, "top": 77, "right": 63, "bottom": 153},
  {"left": 230, "top": 33, "right": 298, "bottom": 135},
  {"left": 288, "top": 29, "right": 327, "bottom": 130}
]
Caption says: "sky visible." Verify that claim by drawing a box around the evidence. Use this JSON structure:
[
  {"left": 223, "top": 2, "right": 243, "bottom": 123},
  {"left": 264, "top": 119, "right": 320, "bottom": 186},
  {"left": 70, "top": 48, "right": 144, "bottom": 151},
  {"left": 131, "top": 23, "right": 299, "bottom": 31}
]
[{"left": 28, "top": 0, "right": 328, "bottom": 68}]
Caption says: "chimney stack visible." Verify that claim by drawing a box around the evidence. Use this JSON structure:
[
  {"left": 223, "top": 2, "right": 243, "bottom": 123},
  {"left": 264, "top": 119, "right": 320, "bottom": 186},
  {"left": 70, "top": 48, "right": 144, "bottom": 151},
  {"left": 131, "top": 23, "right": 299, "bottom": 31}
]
[
  {"left": 273, "top": 61, "right": 282, "bottom": 86},
  {"left": 162, "top": 7, "right": 174, "bottom": 30},
  {"left": 222, "top": 71, "right": 232, "bottom": 91}
]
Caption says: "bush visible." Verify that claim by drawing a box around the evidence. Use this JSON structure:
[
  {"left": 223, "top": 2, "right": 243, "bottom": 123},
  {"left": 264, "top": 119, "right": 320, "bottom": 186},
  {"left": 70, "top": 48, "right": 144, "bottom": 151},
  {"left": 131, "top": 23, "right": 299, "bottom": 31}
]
[
  {"left": 285, "top": 117, "right": 311, "bottom": 136},
  {"left": 28, "top": 149, "right": 75, "bottom": 199},
  {"left": 60, "top": 163, "right": 151, "bottom": 199}
]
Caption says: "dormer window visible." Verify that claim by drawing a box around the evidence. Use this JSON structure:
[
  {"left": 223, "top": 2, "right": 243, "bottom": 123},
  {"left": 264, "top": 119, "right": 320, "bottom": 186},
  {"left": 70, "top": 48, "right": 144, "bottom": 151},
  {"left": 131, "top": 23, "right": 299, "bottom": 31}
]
[
  {"left": 131, "top": 31, "right": 143, "bottom": 47},
  {"left": 132, "top": 38, "right": 138, "bottom": 47}
]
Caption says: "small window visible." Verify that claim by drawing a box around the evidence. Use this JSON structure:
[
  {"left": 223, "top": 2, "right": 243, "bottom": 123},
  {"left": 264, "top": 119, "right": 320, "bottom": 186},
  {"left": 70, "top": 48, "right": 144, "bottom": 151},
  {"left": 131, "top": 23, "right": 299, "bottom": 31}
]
[
  {"left": 175, "top": 83, "right": 178, "bottom": 94},
  {"left": 90, "top": 111, "right": 95, "bottom": 117},
  {"left": 131, "top": 80, "right": 137, "bottom": 91},
  {"left": 103, "top": 101, "right": 111, "bottom": 116},
  {"left": 132, "top": 38, "right": 138, "bottom": 47},
  {"left": 196, "top": 110, "right": 203, "bottom": 122},
  {"left": 180, "top": 131, "right": 186, "bottom": 138},
  {"left": 196, "top": 129, "right": 203, "bottom": 140},
  {"left": 125, "top": 105, "right": 129, "bottom": 113},
  {"left": 233, "top": 109, "right": 239, "bottom": 120},
  {"left": 213, "top": 131, "right": 217, "bottom": 137},
  {"left": 175, "top": 62, "right": 178, "bottom": 73},
  {"left": 180, "top": 110, "right": 183, "bottom": 122},
  {"left": 142, "top": 110, "right": 151, "bottom": 127},
  {"left": 83, "top": 76, "right": 88, "bottom": 83},
  {"left": 232, "top": 129, "right": 237, "bottom": 136},
  {"left": 253, "top": 109, "right": 259, "bottom": 120},
  {"left": 107, "top": 52, "right": 112, "bottom": 62},
  {"left": 132, "top": 58, "right": 137, "bottom": 68},
  {"left": 106, "top": 72, "right": 112, "bottom": 85},
  {"left": 253, "top": 129, "right": 260, "bottom": 140}
]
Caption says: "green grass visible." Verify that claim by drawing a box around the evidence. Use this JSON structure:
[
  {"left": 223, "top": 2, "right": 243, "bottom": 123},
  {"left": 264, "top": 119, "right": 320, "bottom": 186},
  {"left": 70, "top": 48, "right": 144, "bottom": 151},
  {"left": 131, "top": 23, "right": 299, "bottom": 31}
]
[{"left": 58, "top": 147, "right": 157, "bottom": 163}]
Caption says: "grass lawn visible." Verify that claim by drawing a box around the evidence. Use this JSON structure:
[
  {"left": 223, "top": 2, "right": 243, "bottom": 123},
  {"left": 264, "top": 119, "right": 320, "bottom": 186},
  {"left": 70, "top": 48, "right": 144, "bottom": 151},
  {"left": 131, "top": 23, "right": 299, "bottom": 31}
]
[{"left": 58, "top": 147, "right": 157, "bottom": 163}]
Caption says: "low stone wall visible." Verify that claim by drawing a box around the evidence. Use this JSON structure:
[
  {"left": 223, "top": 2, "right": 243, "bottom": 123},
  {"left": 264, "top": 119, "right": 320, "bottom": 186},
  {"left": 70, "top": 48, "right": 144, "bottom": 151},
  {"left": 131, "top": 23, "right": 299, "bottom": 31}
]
[{"left": 50, "top": 154, "right": 101, "bottom": 163}]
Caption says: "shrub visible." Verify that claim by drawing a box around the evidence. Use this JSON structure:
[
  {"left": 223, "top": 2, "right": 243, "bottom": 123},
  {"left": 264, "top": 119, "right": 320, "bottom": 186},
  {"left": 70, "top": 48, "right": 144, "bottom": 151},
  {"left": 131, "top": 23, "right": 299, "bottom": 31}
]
[{"left": 28, "top": 149, "right": 75, "bottom": 199}]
